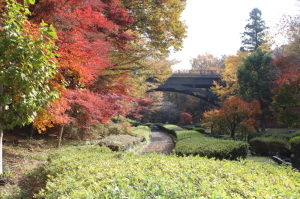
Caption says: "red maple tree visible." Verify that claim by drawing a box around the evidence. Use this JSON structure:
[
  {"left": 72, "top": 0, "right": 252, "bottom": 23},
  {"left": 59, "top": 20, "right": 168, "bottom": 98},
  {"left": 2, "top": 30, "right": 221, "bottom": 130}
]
[{"left": 30, "top": 0, "right": 138, "bottom": 132}]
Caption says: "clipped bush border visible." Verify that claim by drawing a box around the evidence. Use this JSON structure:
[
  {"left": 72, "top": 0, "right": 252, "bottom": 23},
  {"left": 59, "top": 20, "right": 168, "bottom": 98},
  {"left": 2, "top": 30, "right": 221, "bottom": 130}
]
[{"left": 157, "top": 124, "right": 248, "bottom": 160}]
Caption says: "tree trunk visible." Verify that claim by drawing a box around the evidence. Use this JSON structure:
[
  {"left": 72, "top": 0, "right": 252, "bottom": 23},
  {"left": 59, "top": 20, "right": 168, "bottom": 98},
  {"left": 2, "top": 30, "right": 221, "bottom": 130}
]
[
  {"left": 0, "top": 126, "right": 3, "bottom": 175},
  {"left": 57, "top": 125, "right": 64, "bottom": 148},
  {"left": 0, "top": 83, "right": 3, "bottom": 175},
  {"left": 260, "top": 113, "right": 266, "bottom": 131},
  {"left": 29, "top": 123, "right": 34, "bottom": 138}
]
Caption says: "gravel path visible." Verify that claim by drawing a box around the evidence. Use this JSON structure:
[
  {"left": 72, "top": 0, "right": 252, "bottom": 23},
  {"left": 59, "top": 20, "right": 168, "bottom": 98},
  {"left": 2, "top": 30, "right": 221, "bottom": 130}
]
[{"left": 140, "top": 128, "right": 175, "bottom": 155}]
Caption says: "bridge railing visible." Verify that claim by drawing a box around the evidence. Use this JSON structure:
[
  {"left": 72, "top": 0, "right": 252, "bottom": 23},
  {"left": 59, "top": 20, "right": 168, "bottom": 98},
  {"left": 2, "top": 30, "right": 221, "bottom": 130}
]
[{"left": 172, "top": 70, "right": 221, "bottom": 77}]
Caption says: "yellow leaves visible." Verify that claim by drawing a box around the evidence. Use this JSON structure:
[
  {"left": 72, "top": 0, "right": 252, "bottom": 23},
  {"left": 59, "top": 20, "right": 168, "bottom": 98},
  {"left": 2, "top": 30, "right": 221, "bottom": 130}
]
[
  {"left": 33, "top": 109, "right": 54, "bottom": 133},
  {"left": 191, "top": 53, "right": 223, "bottom": 70},
  {"left": 212, "top": 51, "right": 249, "bottom": 100}
]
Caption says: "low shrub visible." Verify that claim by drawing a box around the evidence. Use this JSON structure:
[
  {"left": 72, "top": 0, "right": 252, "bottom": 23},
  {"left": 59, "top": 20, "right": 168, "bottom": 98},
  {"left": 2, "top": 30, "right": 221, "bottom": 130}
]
[
  {"left": 156, "top": 124, "right": 183, "bottom": 136},
  {"left": 290, "top": 136, "right": 300, "bottom": 153},
  {"left": 175, "top": 137, "right": 248, "bottom": 160},
  {"left": 291, "top": 130, "right": 300, "bottom": 138},
  {"left": 193, "top": 127, "right": 205, "bottom": 133},
  {"left": 260, "top": 131, "right": 292, "bottom": 140},
  {"left": 131, "top": 126, "right": 151, "bottom": 142},
  {"left": 175, "top": 130, "right": 204, "bottom": 142},
  {"left": 158, "top": 124, "right": 247, "bottom": 160},
  {"left": 290, "top": 136, "right": 300, "bottom": 169},
  {"left": 35, "top": 147, "right": 300, "bottom": 198},
  {"left": 249, "top": 137, "right": 288, "bottom": 156}
]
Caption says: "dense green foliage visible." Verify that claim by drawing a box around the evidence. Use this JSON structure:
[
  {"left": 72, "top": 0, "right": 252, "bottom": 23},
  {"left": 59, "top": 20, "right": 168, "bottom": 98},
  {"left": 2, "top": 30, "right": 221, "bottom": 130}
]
[
  {"left": 35, "top": 146, "right": 300, "bottom": 198},
  {"left": 193, "top": 127, "right": 206, "bottom": 133},
  {"left": 99, "top": 126, "right": 151, "bottom": 152},
  {"left": 249, "top": 137, "right": 288, "bottom": 156},
  {"left": 158, "top": 124, "right": 248, "bottom": 160},
  {"left": 237, "top": 48, "right": 278, "bottom": 130},
  {"left": 0, "top": 0, "right": 58, "bottom": 129},
  {"left": 290, "top": 136, "right": 300, "bottom": 153},
  {"left": 131, "top": 126, "right": 152, "bottom": 141},
  {"left": 175, "top": 137, "right": 248, "bottom": 160},
  {"left": 240, "top": 8, "right": 268, "bottom": 52}
]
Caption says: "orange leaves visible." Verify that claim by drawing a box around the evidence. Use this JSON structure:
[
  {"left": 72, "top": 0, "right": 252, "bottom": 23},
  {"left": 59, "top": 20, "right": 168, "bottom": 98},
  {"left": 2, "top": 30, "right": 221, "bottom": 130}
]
[
  {"left": 33, "top": 97, "right": 71, "bottom": 133},
  {"left": 203, "top": 97, "right": 261, "bottom": 137},
  {"left": 28, "top": 0, "right": 139, "bottom": 130}
]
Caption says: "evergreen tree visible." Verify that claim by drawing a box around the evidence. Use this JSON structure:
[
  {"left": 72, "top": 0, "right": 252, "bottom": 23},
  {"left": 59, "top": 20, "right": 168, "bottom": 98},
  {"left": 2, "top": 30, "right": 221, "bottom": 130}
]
[
  {"left": 240, "top": 8, "right": 268, "bottom": 52},
  {"left": 237, "top": 48, "right": 278, "bottom": 131}
]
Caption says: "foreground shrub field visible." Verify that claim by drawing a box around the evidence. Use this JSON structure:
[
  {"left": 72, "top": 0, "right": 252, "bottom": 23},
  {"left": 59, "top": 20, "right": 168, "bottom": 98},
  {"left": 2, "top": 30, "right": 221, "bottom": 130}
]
[{"left": 34, "top": 146, "right": 300, "bottom": 198}]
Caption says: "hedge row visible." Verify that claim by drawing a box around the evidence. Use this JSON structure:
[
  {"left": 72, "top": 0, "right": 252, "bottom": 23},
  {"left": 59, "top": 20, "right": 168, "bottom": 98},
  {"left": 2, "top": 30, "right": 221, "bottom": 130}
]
[
  {"left": 35, "top": 146, "right": 300, "bottom": 198},
  {"left": 249, "top": 137, "right": 288, "bottom": 156},
  {"left": 157, "top": 124, "right": 248, "bottom": 160},
  {"left": 248, "top": 130, "right": 300, "bottom": 156},
  {"left": 98, "top": 126, "right": 151, "bottom": 152}
]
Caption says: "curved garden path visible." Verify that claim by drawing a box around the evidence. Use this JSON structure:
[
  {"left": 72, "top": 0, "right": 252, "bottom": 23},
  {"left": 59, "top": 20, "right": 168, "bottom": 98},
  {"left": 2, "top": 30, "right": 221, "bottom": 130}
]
[{"left": 140, "top": 128, "right": 174, "bottom": 155}]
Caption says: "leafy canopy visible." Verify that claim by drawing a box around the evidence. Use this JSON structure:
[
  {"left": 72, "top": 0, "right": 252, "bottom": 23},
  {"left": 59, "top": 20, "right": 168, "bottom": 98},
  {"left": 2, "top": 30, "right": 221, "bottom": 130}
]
[{"left": 0, "top": 0, "right": 58, "bottom": 129}]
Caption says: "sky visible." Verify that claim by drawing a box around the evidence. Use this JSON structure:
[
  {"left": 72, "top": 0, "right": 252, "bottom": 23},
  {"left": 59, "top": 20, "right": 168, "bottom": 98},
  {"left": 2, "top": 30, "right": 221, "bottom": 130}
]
[{"left": 170, "top": 0, "right": 300, "bottom": 71}]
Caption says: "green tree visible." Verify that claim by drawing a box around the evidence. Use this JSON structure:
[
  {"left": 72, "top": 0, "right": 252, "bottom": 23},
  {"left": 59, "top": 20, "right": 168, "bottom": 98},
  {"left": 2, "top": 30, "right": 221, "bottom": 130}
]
[
  {"left": 237, "top": 48, "right": 278, "bottom": 131},
  {"left": 121, "top": 0, "right": 187, "bottom": 55},
  {"left": 240, "top": 8, "right": 268, "bottom": 52},
  {"left": 0, "top": 0, "right": 58, "bottom": 174}
]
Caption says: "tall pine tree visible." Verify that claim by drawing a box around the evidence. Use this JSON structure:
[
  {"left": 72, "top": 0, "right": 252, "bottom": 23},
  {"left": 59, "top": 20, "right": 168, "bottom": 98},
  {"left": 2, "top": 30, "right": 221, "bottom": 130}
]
[{"left": 240, "top": 8, "right": 268, "bottom": 52}]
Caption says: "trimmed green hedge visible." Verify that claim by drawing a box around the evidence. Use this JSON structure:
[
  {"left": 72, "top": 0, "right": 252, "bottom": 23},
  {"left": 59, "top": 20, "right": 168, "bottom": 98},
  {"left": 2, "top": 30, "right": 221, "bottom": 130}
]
[
  {"left": 158, "top": 124, "right": 248, "bottom": 160},
  {"left": 290, "top": 136, "right": 300, "bottom": 169},
  {"left": 193, "top": 127, "right": 205, "bottom": 133},
  {"left": 35, "top": 146, "right": 300, "bottom": 198},
  {"left": 249, "top": 137, "right": 288, "bottom": 156},
  {"left": 175, "top": 137, "right": 248, "bottom": 160},
  {"left": 98, "top": 126, "right": 151, "bottom": 152},
  {"left": 176, "top": 130, "right": 204, "bottom": 141},
  {"left": 290, "top": 136, "right": 300, "bottom": 153}
]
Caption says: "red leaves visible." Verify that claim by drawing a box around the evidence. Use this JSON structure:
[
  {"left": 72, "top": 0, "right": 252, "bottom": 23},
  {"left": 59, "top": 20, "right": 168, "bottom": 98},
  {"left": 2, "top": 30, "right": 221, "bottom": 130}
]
[
  {"left": 126, "top": 97, "right": 154, "bottom": 119},
  {"left": 179, "top": 112, "right": 193, "bottom": 125},
  {"left": 273, "top": 56, "right": 300, "bottom": 85},
  {"left": 30, "top": 0, "right": 137, "bottom": 130}
]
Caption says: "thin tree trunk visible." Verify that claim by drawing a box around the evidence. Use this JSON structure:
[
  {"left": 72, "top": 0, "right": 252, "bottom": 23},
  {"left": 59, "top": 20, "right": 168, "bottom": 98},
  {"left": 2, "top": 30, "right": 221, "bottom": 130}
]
[
  {"left": 29, "top": 123, "right": 34, "bottom": 138},
  {"left": 260, "top": 113, "right": 266, "bottom": 131},
  {"left": 0, "top": 83, "right": 3, "bottom": 175},
  {"left": 0, "top": 126, "right": 3, "bottom": 175},
  {"left": 57, "top": 125, "right": 64, "bottom": 148}
]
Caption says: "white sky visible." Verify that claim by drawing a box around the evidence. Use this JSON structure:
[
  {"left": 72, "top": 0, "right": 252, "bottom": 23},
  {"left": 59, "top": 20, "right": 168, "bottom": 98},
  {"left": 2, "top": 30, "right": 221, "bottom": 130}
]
[{"left": 170, "top": 0, "right": 300, "bottom": 71}]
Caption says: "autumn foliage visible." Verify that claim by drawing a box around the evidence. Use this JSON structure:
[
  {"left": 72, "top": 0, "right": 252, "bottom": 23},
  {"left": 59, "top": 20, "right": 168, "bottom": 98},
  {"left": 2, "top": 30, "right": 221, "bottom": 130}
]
[
  {"left": 272, "top": 56, "right": 300, "bottom": 127},
  {"left": 179, "top": 112, "right": 193, "bottom": 125},
  {"left": 202, "top": 97, "right": 261, "bottom": 138},
  {"left": 28, "top": 0, "right": 152, "bottom": 131}
]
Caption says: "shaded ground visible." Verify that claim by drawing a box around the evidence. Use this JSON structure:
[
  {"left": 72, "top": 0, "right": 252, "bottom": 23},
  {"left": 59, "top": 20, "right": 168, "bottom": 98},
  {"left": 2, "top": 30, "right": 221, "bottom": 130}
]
[{"left": 140, "top": 129, "right": 174, "bottom": 155}]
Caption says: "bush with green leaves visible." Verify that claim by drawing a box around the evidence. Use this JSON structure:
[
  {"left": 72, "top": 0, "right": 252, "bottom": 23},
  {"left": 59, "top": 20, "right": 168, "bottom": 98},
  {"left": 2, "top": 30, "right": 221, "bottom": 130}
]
[
  {"left": 156, "top": 124, "right": 183, "bottom": 136},
  {"left": 290, "top": 136, "right": 300, "bottom": 169},
  {"left": 259, "top": 131, "right": 292, "bottom": 140},
  {"left": 193, "top": 127, "right": 205, "bottom": 133},
  {"left": 249, "top": 137, "right": 288, "bottom": 156},
  {"left": 34, "top": 146, "right": 300, "bottom": 198},
  {"left": 131, "top": 126, "right": 151, "bottom": 141},
  {"left": 291, "top": 131, "right": 300, "bottom": 138},
  {"left": 175, "top": 130, "right": 204, "bottom": 142},
  {"left": 98, "top": 126, "right": 151, "bottom": 152},
  {"left": 290, "top": 136, "right": 300, "bottom": 153},
  {"left": 158, "top": 124, "right": 248, "bottom": 160},
  {"left": 175, "top": 137, "right": 248, "bottom": 160}
]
